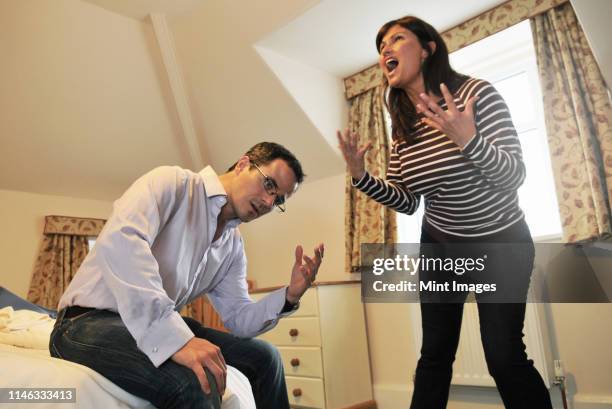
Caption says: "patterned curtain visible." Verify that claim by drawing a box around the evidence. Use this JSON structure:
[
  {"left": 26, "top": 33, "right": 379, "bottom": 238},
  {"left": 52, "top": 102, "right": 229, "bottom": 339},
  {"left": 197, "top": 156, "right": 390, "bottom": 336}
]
[
  {"left": 345, "top": 85, "right": 397, "bottom": 272},
  {"left": 531, "top": 3, "right": 612, "bottom": 243},
  {"left": 27, "top": 216, "right": 106, "bottom": 309}
]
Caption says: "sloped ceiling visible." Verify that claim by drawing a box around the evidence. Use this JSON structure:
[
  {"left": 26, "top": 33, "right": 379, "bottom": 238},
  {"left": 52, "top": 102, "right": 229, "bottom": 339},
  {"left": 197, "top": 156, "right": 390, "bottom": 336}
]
[
  {"left": 167, "top": 0, "right": 344, "bottom": 180},
  {"left": 0, "top": 0, "right": 508, "bottom": 201},
  {"left": 0, "top": 0, "right": 192, "bottom": 201},
  {"left": 81, "top": 0, "right": 203, "bottom": 20},
  {"left": 256, "top": 0, "right": 508, "bottom": 77}
]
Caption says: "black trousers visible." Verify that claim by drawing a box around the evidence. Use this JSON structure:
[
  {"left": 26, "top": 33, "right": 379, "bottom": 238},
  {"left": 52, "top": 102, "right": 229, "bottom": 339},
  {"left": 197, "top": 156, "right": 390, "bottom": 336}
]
[{"left": 410, "top": 219, "right": 553, "bottom": 409}]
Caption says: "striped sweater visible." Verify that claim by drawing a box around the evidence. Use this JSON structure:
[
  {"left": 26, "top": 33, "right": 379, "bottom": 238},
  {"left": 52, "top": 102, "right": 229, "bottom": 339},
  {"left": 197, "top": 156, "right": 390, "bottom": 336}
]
[{"left": 354, "top": 77, "right": 526, "bottom": 237}]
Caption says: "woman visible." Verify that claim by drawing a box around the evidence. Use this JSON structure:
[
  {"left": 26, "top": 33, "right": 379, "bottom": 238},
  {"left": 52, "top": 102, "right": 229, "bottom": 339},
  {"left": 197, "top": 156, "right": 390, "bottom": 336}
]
[{"left": 337, "top": 16, "right": 553, "bottom": 409}]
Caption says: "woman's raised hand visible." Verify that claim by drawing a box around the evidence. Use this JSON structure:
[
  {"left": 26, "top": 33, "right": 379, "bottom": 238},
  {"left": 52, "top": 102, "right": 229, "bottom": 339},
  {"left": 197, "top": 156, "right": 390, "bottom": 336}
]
[
  {"left": 416, "top": 83, "right": 479, "bottom": 148},
  {"left": 336, "top": 128, "right": 372, "bottom": 180}
]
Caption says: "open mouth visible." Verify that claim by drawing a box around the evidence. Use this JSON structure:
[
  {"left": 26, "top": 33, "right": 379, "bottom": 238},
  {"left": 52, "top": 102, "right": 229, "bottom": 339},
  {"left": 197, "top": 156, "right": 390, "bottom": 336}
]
[{"left": 385, "top": 58, "right": 399, "bottom": 74}]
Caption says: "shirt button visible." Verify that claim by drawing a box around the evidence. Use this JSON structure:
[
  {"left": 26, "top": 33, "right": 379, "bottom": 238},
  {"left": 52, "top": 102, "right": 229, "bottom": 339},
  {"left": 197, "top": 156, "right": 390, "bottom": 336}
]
[{"left": 153, "top": 347, "right": 158, "bottom": 353}]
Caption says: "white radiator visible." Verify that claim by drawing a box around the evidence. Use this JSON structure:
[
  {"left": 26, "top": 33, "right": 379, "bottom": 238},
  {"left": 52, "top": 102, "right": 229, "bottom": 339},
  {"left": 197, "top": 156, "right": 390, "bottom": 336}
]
[{"left": 409, "top": 301, "right": 552, "bottom": 388}]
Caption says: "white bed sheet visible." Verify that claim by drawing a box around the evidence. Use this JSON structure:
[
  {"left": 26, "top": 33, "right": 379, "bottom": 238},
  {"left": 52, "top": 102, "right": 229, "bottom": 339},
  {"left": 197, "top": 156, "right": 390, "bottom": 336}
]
[{"left": 0, "top": 308, "right": 255, "bottom": 409}]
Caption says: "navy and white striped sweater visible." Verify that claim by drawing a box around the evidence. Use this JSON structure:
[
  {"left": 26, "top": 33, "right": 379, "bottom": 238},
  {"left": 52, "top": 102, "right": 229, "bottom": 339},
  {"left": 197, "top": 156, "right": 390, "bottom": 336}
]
[{"left": 354, "top": 77, "right": 526, "bottom": 237}]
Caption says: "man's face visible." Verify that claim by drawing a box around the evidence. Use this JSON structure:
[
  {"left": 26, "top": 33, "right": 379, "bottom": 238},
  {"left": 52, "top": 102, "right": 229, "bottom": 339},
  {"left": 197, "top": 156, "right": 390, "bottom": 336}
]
[{"left": 230, "top": 157, "right": 298, "bottom": 222}]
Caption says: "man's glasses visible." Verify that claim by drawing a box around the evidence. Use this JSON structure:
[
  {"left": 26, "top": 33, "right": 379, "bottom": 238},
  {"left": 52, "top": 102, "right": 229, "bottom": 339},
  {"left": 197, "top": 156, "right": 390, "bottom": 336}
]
[{"left": 252, "top": 163, "right": 286, "bottom": 213}]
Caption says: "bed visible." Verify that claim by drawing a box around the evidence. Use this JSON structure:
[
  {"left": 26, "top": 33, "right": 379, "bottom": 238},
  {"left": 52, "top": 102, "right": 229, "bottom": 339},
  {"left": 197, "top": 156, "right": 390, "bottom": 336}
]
[{"left": 0, "top": 288, "right": 256, "bottom": 409}]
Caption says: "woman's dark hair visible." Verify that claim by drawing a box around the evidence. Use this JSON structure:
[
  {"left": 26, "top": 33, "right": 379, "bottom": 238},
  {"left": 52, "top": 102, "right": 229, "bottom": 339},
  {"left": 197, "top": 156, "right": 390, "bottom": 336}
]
[
  {"left": 376, "top": 16, "right": 467, "bottom": 143},
  {"left": 227, "top": 142, "right": 305, "bottom": 184}
]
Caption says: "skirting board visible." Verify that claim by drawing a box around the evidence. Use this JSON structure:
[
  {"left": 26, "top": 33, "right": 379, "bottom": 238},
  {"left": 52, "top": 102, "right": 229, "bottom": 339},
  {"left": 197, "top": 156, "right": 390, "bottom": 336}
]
[
  {"left": 342, "top": 400, "right": 377, "bottom": 409},
  {"left": 574, "top": 394, "right": 612, "bottom": 409},
  {"left": 373, "top": 384, "right": 412, "bottom": 408},
  {"left": 373, "top": 384, "right": 612, "bottom": 409}
]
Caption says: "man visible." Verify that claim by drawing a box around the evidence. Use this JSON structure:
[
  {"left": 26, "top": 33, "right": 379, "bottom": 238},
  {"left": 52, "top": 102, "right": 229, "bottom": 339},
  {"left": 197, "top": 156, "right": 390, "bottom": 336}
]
[{"left": 50, "top": 142, "right": 324, "bottom": 409}]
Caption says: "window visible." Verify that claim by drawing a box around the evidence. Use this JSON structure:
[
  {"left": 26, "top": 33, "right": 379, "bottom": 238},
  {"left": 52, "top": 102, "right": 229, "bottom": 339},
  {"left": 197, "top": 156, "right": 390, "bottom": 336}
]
[{"left": 395, "top": 20, "right": 562, "bottom": 242}]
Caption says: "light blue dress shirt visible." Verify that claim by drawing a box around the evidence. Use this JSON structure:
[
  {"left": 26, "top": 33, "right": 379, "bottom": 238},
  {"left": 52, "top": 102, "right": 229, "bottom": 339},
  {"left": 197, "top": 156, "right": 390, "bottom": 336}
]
[{"left": 59, "top": 166, "right": 293, "bottom": 367}]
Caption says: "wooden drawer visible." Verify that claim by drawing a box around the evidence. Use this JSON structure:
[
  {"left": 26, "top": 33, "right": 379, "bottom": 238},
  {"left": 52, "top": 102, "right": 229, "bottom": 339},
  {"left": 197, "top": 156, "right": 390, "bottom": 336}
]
[
  {"left": 258, "top": 317, "right": 321, "bottom": 346},
  {"left": 279, "top": 346, "right": 323, "bottom": 378},
  {"left": 292, "top": 289, "right": 318, "bottom": 317},
  {"left": 286, "top": 376, "right": 325, "bottom": 408}
]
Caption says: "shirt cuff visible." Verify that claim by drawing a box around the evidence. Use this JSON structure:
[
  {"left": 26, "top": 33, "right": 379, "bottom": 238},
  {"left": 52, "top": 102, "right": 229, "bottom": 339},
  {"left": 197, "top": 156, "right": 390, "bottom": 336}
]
[
  {"left": 351, "top": 171, "right": 370, "bottom": 188},
  {"left": 460, "top": 132, "right": 492, "bottom": 164},
  {"left": 138, "top": 310, "right": 194, "bottom": 367},
  {"left": 281, "top": 288, "right": 301, "bottom": 314},
  {"left": 249, "top": 287, "right": 301, "bottom": 335},
  {"left": 268, "top": 286, "right": 297, "bottom": 317},
  {"left": 460, "top": 133, "right": 480, "bottom": 153}
]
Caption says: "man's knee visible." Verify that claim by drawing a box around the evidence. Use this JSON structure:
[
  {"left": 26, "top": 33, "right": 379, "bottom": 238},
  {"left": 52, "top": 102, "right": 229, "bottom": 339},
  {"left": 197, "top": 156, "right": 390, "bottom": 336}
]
[
  {"left": 247, "top": 339, "right": 283, "bottom": 371},
  {"left": 255, "top": 338, "right": 281, "bottom": 358}
]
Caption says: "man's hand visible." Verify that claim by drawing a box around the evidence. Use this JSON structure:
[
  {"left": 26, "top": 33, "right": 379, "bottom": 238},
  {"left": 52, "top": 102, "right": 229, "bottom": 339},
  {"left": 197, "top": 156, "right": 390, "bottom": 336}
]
[
  {"left": 171, "top": 337, "right": 227, "bottom": 396},
  {"left": 286, "top": 244, "right": 324, "bottom": 304}
]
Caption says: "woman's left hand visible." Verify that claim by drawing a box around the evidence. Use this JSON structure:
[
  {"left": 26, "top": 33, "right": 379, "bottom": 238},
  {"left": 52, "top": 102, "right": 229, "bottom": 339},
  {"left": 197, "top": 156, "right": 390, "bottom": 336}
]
[{"left": 416, "top": 83, "right": 479, "bottom": 149}]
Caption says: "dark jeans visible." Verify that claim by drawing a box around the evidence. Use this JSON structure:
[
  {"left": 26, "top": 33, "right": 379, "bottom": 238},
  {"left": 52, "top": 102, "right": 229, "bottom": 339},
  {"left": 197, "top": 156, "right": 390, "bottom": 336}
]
[
  {"left": 50, "top": 309, "right": 289, "bottom": 409},
  {"left": 410, "top": 219, "right": 553, "bottom": 409}
]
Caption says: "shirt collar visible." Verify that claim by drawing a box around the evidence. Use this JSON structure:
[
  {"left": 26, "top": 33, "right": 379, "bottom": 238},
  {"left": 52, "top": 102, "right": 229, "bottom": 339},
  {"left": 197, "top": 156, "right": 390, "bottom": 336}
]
[
  {"left": 198, "top": 166, "right": 242, "bottom": 229},
  {"left": 199, "top": 166, "right": 226, "bottom": 198}
]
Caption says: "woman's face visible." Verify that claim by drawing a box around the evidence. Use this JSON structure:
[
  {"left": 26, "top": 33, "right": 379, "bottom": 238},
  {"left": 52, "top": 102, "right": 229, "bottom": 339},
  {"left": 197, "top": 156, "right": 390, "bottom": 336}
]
[{"left": 378, "top": 25, "right": 429, "bottom": 89}]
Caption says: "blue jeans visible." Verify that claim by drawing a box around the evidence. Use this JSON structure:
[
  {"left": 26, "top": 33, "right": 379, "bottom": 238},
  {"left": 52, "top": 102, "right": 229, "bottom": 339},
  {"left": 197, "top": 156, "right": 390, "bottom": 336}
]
[{"left": 50, "top": 309, "right": 289, "bottom": 409}]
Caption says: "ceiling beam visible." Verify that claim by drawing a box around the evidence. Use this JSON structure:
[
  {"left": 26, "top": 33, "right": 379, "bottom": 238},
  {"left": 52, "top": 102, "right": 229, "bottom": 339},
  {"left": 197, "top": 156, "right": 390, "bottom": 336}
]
[{"left": 150, "top": 12, "right": 204, "bottom": 170}]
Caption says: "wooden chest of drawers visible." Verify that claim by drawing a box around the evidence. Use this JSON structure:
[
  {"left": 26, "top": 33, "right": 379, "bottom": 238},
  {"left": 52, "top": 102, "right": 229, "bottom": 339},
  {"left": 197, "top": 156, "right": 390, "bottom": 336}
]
[{"left": 252, "top": 282, "right": 375, "bottom": 409}]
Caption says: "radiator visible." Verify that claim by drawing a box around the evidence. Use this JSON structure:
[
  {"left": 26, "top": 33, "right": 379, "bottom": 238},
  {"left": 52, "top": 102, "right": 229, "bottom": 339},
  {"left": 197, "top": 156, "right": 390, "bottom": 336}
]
[{"left": 409, "top": 301, "right": 552, "bottom": 387}]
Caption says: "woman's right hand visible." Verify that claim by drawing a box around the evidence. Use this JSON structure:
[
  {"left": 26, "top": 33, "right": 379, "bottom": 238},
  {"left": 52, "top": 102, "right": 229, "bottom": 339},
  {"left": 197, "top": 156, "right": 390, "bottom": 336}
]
[{"left": 336, "top": 129, "right": 372, "bottom": 181}]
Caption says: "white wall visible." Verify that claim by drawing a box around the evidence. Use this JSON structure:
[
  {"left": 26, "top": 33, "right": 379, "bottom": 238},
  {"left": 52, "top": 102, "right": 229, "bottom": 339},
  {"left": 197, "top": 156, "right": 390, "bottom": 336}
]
[
  {"left": 0, "top": 189, "right": 112, "bottom": 299},
  {"left": 571, "top": 0, "right": 612, "bottom": 91},
  {"left": 240, "top": 173, "right": 354, "bottom": 288},
  {"left": 255, "top": 45, "right": 348, "bottom": 156}
]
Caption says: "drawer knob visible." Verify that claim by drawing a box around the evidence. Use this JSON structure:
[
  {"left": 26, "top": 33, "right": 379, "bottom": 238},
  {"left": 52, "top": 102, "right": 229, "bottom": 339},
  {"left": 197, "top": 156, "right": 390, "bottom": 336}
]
[
  {"left": 290, "top": 358, "right": 300, "bottom": 367},
  {"left": 289, "top": 328, "right": 299, "bottom": 337},
  {"left": 292, "top": 388, "right": 302, "bottom": 397}
]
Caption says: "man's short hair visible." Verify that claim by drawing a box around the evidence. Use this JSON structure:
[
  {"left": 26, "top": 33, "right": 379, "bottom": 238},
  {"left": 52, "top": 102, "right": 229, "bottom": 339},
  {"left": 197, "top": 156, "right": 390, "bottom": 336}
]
[{"left": 228, "top": 142, "right": 305, "bottom": 184}]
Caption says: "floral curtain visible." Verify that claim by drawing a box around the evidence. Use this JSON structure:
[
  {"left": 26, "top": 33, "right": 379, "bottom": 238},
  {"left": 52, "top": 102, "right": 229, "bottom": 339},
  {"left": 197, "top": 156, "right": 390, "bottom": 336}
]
[
  {"left": 27, "top": 216, "right": 105, "bottom": 309},
  {"left": 531, "top": 2, "right": 612, "bottom": 242},
  {"left": 345, "top": 85, "right": 397, "bottom": 272}
]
